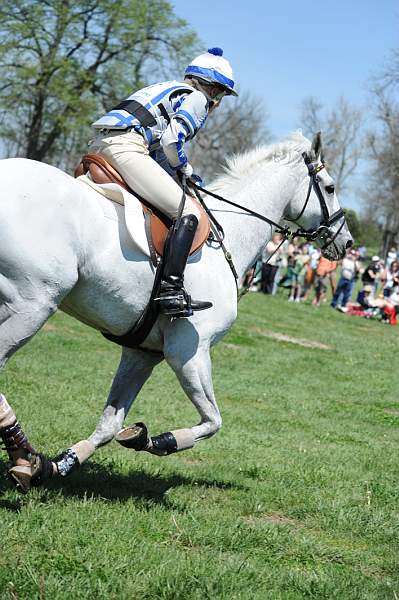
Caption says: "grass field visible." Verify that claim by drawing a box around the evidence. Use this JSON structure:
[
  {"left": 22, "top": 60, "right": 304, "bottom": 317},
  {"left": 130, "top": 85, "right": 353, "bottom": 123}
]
[{"left": 0, "top": 292, "right": 398, "bottom": 599}]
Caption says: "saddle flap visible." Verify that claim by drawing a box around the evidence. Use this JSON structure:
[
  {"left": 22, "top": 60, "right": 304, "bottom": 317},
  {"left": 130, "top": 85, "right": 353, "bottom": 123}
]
[{"left": 75, "top": 154, "right": 210, "bottom": 257}]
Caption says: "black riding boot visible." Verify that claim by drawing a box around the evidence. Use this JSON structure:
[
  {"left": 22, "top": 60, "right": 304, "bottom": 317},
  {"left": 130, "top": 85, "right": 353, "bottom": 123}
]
[{"left": 157, "top": 214, "right": 213, "bottom": 318}]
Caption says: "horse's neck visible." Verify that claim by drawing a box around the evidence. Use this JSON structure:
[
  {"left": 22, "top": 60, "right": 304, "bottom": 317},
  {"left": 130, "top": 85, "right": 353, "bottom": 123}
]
[{"left": 208, "top": 165, "right": 296, "bottom": 278}]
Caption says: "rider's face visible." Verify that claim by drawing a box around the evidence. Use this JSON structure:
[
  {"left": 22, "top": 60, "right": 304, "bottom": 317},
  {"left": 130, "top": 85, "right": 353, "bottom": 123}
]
[
  {"left": 206, "top": 84, "right": 227, "bottom": 113},
  {"left": 205, "top": 83, "right": 227, "bottom": 102}
]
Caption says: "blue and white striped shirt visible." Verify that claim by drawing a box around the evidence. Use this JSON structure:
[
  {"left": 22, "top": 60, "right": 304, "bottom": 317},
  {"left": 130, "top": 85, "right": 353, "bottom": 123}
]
[{"left": 92, "top": 80, "right": 209, "bottom": 171}]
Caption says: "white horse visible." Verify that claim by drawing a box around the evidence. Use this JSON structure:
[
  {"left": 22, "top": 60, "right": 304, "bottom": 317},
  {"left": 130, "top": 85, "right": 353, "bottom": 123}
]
[{"left": 0, "top": 132, "right": 352, "bottom": 490}]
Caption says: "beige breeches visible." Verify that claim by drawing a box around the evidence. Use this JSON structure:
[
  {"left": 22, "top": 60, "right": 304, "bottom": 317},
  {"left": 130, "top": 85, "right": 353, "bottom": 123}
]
[{"left": 89, "top": 130, "right": 200, "bottom": 220}]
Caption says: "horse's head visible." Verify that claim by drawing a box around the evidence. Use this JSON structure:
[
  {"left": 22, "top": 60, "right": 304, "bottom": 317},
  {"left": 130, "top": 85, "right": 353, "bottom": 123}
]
[{"left": 286, "top": 132, "right": 353, "bottom": 260}]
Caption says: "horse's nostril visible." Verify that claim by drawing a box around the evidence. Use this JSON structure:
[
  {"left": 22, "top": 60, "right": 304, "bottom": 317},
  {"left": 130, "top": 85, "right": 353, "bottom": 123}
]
[{"left": 346, "top": 239, "right": 353, "bottom": 249}]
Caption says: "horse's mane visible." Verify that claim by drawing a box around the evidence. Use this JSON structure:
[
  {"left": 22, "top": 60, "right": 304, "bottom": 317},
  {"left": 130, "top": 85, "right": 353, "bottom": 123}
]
[{"left": 211, "top": 131, "right": 311, "bottom": 192}]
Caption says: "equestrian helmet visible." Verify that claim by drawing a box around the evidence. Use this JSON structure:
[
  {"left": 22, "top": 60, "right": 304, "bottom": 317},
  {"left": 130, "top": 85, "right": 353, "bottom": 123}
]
[{"left": 185, "top": 47, "right": 238, "bottom": 96}]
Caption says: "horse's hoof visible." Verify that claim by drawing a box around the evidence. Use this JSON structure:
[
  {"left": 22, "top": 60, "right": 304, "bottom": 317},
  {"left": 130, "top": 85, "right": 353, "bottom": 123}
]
[
  {"left": 115, "top": 422, "right": 149, "bottom": 450},
  {"left": 30, "top": 453, "right": 55, "bottom": 486},
  {"left": 7, "top": 464, "right": 33, "bottom": 494}
]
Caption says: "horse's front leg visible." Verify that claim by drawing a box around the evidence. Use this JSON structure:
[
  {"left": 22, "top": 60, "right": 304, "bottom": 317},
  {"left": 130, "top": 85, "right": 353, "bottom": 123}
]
[
  {"left": 165, "top": 344, "right": 222, "bottom": 449},
  {"left": 118, "top": 336, "right": 221, "bottom": 456},
  {"left": 49, "top": 347, "right": 163, "bottom": 478},
  {"left": 88, "top": 348, "right": 163, "bottom": 449}
]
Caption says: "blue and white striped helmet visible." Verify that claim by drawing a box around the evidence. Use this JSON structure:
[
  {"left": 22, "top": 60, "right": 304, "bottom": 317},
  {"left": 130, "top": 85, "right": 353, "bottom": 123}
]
[{"left": 185, "top": 47, "right": 238, "bottom": 96}]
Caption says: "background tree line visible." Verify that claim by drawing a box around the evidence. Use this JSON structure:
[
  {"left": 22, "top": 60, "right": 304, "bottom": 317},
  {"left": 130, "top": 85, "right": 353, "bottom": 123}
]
[{"left": 0, "top": 0, "right": 397, "bottom": 254}]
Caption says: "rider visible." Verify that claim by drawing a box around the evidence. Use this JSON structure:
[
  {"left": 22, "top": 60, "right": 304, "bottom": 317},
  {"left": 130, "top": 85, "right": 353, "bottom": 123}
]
[{"left": 89, "top": 47, "right": 238, "bottom": 318}]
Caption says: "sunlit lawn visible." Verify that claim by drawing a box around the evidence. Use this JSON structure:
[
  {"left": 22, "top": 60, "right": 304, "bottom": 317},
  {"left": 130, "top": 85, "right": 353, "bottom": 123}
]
[{"left": 0, "top": 292, "right": 398, "bottom": 599}]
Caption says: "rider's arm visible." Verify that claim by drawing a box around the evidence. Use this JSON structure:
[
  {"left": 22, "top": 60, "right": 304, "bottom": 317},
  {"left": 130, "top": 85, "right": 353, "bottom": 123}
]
[{"left": 160, "top": 90, "right": 208, "bottom": 173}]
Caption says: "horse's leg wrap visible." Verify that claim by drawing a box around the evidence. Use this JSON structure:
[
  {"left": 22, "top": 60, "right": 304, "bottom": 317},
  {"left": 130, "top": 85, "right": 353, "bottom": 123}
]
[
  {"left": 116, "top": 423, "right": 195, "bottom": 455},
  {"left": 0, "top": 394, "right": 39, "bottom": 492},
  {"left": 149, "top": 428, "right": 195, "bottom": 456},
  {"left": 0, "top": 420, "right": 37, "bottom": 456},
  {"left": 53, "top": 439, "right": 95, "bottom": 477}
]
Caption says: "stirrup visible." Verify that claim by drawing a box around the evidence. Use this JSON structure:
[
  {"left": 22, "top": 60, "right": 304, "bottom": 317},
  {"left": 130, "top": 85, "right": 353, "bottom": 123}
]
[{"left": 156, "top": 288, "right": 212, "bottom": 318}]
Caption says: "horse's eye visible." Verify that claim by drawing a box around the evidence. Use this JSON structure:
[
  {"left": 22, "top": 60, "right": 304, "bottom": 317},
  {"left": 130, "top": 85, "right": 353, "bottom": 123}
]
[{"left": 325, "top": 184, "right": 335, "bottom": 194}]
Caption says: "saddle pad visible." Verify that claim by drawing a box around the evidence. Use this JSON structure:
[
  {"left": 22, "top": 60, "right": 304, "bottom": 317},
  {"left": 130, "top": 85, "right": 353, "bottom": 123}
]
[{"left": 75, "top": 154, "right": 210, "bottom": 257}]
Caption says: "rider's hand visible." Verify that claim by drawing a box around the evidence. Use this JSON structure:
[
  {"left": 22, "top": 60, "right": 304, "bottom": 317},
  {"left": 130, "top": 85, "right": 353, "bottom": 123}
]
[{"left": 178, "top": 163, "right": 193, "bottom": 178}]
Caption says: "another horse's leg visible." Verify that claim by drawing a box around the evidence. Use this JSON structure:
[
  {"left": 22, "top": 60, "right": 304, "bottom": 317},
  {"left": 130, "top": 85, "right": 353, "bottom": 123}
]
[{"left": 47, "top": 347, "right": 163, "bottom": 478}]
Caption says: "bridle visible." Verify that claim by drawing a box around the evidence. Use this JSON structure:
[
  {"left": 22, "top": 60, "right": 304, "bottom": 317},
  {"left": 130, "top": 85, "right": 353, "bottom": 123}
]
[
  {"left": 188, "top": 151, "right": 347, "bottom": 295},
  {"left": 191, "top": 151, "right": 346, "bottom": 247},
  {"left": 291, "top": 152, "right": 346, "bottom": 250}
]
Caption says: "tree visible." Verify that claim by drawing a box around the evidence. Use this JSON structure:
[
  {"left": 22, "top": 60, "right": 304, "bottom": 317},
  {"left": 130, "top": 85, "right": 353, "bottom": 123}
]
[
  {"left": 365, "top": 49, "right": 399, "bottom": 257},
  {"left": 0, "top": 0, "right": 199, "bottom": 168},
  {"left": 344, "top": 208, "right": 361, "bottom": 242},
  {"left": 188, "top": 92, "right": 272, "bottom": 183},
  {"left": 357, "top": 213, "right": 383, "bottom": 249},
  {"left": 298, "top": 96, "right": 363, "bottom": 195}
]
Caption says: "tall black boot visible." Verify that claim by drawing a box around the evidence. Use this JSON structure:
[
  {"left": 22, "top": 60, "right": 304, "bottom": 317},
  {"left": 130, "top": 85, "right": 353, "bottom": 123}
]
[{"left": 157, "top": 214, "right": 213, "bottom": 318}]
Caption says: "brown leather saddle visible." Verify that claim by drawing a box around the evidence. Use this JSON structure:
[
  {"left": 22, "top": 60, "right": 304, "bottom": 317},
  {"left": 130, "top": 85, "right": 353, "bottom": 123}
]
[{"left": 74, "top": 154, "right": 210, "bottom": 257}]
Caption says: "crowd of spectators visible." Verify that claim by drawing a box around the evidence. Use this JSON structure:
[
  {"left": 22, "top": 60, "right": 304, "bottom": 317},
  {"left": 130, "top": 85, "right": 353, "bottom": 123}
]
[{"left": 248, "top": 237, "right": 399, "bottom": 325}]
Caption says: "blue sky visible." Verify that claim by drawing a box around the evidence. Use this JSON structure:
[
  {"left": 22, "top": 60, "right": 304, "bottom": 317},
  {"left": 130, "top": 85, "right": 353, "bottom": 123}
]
[{"left": 172, "top": 0, "right": 398, "bottom": 209}]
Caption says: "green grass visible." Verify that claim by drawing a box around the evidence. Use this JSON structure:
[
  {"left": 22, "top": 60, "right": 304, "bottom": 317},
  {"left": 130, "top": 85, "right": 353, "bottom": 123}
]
[{"left": 0, "top": 293, "right": 398, "bottom": 599}]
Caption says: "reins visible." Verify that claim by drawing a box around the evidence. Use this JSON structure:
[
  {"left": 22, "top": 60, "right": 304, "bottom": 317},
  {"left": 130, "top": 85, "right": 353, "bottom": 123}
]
[
  {"left": 191, "top": 183, "right": 291, "bottom": 236},
  {"left": 187, "top": 151, "right": 346, "bottom": 298},
  {"left": 190, "top": 182, "right": 291, "bottom": 299}
]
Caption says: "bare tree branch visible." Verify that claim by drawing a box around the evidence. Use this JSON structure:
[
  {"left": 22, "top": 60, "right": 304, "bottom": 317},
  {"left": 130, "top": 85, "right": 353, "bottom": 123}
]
[
  {"left": 298, "top": 96, "right": 364, "bottom": 194},
  {"left": 364, "top": 49, "right": 399, "bottom": 255}
]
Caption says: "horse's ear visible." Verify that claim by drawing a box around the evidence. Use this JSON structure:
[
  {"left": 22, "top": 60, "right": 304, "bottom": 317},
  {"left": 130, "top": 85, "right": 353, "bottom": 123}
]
[{"left": 311, "top": 131, "right": 322, "bottom": 159}]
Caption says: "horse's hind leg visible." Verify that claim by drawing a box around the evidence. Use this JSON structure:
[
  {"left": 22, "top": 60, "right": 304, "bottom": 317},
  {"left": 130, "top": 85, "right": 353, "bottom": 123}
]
[
  {"left": 0, "top": 301, "right": 57, "bottom": 368},
  {"left": 0, "top": 299, "right": 58, "bottom": 491}
]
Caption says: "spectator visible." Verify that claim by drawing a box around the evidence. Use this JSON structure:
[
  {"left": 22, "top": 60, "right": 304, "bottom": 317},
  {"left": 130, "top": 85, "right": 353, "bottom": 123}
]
[
  {"left": 278, "top": 251, "right": 296, "bottom": 294},
  {"left": 386, "top": 247, "right": 398, "bottom": 269},
  {"left": 261, "top": 233, "right": 283, "bottom": 294},
  {"left": 356, "top": 284, "right": 374, "bottom": 309},
  {"left": 361, "top": 256, "right": 383, "bottom": 298},
  {"left": 331, "top": 249, "right": 362, "bottom": 311},
  {"left": 302, "top": 247, "right": 321, "bottom": 302},
  {"left": 380, "top": 260, "right": 399, "bottom": 298},
  {"left": 381, "top": 286, "right": 399, "bottom": 325},
  {"left": 289, "top": 252, "right": 310, "bottom": 302},
  {"left": 329, "top": 261, "right": 338, "bottom": 295},
  {"left": 312, "top": 256, "right": 338, "bottom": 306},
  {"left": 369, "top": 285, "right": 399, "bottom": 325}
]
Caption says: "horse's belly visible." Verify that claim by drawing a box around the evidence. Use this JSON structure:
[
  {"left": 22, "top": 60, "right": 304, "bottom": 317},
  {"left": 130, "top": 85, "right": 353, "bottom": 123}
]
[{"left": 62, "top": 253, "right": 155, "bottom": 335}]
